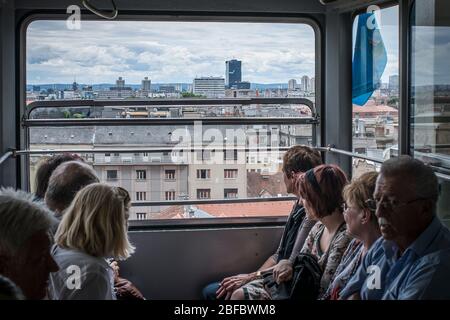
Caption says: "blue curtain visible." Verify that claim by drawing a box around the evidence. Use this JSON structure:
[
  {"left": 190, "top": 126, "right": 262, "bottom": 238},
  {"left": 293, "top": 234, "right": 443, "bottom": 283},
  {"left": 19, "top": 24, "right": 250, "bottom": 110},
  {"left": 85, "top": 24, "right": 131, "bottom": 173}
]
[{"left": 352, "top": 13, "right": 387, "bottom": 106}]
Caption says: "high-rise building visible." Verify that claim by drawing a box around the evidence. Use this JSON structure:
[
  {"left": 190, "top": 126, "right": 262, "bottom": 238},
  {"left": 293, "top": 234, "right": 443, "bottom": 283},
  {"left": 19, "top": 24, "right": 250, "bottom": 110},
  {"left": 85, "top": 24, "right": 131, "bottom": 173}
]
[
  {"left": 309, "top": 77, "right": 315, "bottom": 93},
  {"left": 116, "top": 77, "right": 125, "bottom": 88},
  {"left": 288, "top": 79, "right": 297, "bottom": 91},
  {"left": 301, "top": 75, "right": 310, "bottom": 92},
  {"left": 193, "top": 77, "right": 225, "bottom": 98},
  {"left": 389, "top": 75, "right": 399, "bottom": 92},
  {"left": 142, "top": 77, "right": 151, "bottom": 91},
  {"left": 225, "top": 59, "right": 242, "bottom": 88}
]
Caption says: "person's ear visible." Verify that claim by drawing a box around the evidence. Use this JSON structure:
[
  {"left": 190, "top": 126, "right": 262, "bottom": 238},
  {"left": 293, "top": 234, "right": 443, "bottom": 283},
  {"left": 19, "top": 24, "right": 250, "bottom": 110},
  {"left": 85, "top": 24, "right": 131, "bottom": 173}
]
[{"left": 360, "top": 209, "right": 371, "bottom": 224}]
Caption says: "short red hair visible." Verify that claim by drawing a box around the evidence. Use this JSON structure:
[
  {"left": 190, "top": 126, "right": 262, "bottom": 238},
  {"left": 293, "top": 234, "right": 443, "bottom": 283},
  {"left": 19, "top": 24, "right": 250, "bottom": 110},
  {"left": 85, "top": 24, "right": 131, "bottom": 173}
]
[{"left": 297, "top": 164, "right": 348, "bottom": 218}]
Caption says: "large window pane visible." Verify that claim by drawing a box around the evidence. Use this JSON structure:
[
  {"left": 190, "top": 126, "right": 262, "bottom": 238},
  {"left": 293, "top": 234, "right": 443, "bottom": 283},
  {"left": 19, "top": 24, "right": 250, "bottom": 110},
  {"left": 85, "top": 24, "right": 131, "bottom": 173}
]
[
  {"left": 352, "top": 5, "right": 399, "bottom": 178},
  {"left": 410, "top": 0, "right": 450, "bottom": 171},
  {"left": 26, "top": 19, "right": 315, "bottom": 220},
  {"left": 411, "top": 0, "right": 450, "bottom": 227}
]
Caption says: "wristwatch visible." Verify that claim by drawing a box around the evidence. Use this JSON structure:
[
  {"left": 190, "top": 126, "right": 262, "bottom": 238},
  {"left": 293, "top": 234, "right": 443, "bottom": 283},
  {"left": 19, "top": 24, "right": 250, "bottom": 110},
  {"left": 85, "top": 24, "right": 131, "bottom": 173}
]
[{"left": 255, "top": 270, "right": 262, "bottom": 278}]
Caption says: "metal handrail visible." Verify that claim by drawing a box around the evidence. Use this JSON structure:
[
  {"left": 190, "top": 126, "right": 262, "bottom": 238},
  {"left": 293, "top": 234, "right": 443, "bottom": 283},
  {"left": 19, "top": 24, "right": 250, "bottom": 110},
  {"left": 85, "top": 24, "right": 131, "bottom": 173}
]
[
  {"left": 0, "top": 151, "right": 14, "bottom": 166},
  {"left": 315, "top": 146, "right": 384, "bottom": 164},
  {"left": 17, "top": 146, "right": 292, "bottom": 155},
  {"left": 23, "top": 116, "right": 317, "bottom": 127},
  {"left": 26, "top": 98, "right": 317, "bottom": 118}
]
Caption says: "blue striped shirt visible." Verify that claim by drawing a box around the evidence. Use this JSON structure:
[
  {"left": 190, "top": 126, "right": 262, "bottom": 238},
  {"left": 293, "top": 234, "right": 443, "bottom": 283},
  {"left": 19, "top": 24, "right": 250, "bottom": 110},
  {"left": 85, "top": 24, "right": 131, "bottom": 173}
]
[{"left": 340, "top": 216, "right": 450, "bottom": 300}]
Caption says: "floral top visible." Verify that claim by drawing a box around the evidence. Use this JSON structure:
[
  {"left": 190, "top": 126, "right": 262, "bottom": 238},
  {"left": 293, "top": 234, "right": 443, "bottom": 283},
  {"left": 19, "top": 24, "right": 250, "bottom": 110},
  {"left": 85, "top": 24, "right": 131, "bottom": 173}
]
[
  {"left": 301, "top": 221, "right": 352, "bottom": 298},
  {"left": 321, "top": 239, "right": 364, "bottom": 300}
]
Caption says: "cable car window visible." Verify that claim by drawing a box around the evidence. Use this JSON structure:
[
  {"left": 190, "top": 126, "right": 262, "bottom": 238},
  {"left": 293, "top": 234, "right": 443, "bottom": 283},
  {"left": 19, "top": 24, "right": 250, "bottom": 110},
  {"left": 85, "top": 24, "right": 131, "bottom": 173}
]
[
  {"left": 410, "top": 0, "right": 450, "bottom": 227},
  {"left": 26, "top": 19, "right": 317, "bottom": 221},
  {"left": 410, "top": 0, "right": 450, "bottom": 173},
  {"left": 351, "top": 5, "right": 399, "bottom": 178}
]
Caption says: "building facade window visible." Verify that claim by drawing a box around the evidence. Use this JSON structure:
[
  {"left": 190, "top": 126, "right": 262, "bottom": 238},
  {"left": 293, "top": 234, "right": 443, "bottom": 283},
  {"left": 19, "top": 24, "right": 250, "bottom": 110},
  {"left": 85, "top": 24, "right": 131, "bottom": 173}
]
[
  {"left": 224, "top": 169, "right": 238, "bottom": 179},
  {"left": 197, "top": 169, "right": 211, "bottom": 179},
  {"left": 136, "top": 192, "right": 146, "bottom": 201},
  {"left": 136, "top": 170, "right": 146, "bottom": 180},
  {"left": 106, "top": 170, "right": 118, "bottom": 181},
  {"left": 165, "top": 191, "right": 176, "bottom": 201},
  {"left": 197, "top": 150, "right": 211, "bottom": 161},
  {"left": 224, "top": 149, "right": 238, "bottom": 161},
  {"left": 197, "top": 189, "right": 211, "bottom": 199},
  {"left": 165, "top": 169, "right": 176, "bottom": 180},
  {"left": 136, "top": 213, "right": 147, "bottom": 220},
  {"left": 224, "top": 188, "right": 238, "bottom": 198}
]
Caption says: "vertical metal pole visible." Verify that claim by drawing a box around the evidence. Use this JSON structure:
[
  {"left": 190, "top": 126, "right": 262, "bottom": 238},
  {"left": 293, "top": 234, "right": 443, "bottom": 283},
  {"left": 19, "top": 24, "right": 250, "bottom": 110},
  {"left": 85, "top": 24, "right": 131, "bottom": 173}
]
[{"left": 399, "top": 0, "right": 411, "bottom": 155}]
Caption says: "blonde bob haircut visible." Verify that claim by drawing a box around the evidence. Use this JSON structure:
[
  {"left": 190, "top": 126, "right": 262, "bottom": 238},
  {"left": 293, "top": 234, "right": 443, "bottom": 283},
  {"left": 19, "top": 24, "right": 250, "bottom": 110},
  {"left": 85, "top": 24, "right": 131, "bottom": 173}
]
[{"left": 55, "top": 183, "right": 135, "bottom": 260}]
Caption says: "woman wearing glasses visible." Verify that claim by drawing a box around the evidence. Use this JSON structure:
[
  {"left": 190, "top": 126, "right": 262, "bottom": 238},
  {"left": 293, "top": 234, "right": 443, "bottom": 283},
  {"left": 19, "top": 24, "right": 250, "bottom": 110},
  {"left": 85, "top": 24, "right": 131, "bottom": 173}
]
[
  {"left": 321, "top": 171, "right": 381, "bottom": 300},
  {"left": 48, "top": 183, "right": 135, "bottom": 300}
]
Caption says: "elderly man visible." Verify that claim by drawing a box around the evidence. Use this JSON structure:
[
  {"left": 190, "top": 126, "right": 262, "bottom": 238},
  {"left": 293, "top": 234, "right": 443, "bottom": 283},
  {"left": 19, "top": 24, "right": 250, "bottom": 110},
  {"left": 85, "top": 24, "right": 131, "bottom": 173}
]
[
  {"left": 340, "top": 156, "right": 450, "bottom": 300},
  {"left": 44, "top": 160, "right": 99, "bottom": 217},
  {"left": 0, "top": 189, "right": 59, "bottom": 299}
]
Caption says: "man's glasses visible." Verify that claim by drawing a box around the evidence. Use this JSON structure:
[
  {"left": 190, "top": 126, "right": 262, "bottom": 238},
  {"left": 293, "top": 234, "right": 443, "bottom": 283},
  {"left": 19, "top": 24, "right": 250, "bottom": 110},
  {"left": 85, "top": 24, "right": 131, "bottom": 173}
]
[{"left": 365, "top": 197, "right": 428, "bottom": 211}]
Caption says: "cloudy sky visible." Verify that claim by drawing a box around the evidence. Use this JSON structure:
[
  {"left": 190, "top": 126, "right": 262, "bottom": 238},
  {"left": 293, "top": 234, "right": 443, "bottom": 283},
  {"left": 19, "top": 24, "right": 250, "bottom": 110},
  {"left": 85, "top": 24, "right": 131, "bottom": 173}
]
[
  {"left": 26, "top": 6, "right": 416, "bottom": 86},
  {"left": 27, "top": 20, "right": 316, "bottom": 85}
]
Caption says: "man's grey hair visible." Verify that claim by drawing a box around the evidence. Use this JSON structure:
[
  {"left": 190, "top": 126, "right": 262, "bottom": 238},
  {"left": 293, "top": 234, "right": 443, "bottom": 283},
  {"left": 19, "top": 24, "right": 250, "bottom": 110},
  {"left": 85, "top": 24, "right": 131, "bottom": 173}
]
[
  {"left": 380, "top": 155, "right": 439, "bottom": 213},
  {"left": 0, "top": 188, "right": 56, "bottom": 256}
]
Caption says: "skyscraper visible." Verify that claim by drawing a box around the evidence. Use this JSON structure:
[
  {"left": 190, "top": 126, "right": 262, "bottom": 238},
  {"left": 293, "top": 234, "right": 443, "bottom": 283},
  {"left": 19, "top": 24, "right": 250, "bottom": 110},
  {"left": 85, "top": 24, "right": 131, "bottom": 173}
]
[
  {"left": 142, "top": 77, "right": 151, "bottom": 91},
  {"left": 301, "top": 75, "right": 310, "bottom": 92},
  {"left": 309, "top": 77, "right": 315, "bottom": 93},
  {"left": 225, "top": 59, "right": 242, "bottom": 88},
  {"left": 288, "top": 79, "right": 297, "bottom": 91},
  {"left": 389, "top": 75, "right": 399, "bottom": 92},
  {"left": 116, "top": 77, "right": 125, "bottom": 88}
]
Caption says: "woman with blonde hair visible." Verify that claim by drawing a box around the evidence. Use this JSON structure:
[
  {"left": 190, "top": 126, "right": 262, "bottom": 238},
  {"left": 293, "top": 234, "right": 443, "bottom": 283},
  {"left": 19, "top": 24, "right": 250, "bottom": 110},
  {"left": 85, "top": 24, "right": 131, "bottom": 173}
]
[
  {"left": 49, "top": 183, "right": 134, "bottom": 300},
  {"left": 322, "top": 171, "right": 381, "bottom": 300}
]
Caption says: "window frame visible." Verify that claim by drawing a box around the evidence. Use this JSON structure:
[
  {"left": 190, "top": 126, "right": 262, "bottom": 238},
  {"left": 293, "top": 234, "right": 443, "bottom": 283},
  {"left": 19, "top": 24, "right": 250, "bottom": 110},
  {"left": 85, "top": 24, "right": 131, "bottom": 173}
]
[
  {"left": 19, "top": 12, "right": 322, "bottom": 226},
  {"left": 136, "top": 169, "right": 147, "bottom": 180},
  {"left": 106, "top": 169, "right": 118, "bottom": 181},
  {"left": 350, "top": 2, "right": 401, "bottom": 178},
  {"left": 224, "top": 188, "right": 239, "bottom": 198},
  {"left": 165, "top": 169, "right": 176, "bottom": 180},
  {"left": 196, "top": 169, "right": 211, "bottom": 180},
  {"left": 197, "top": 189, "right": 211, "bottom": 199},
  {"left": 224, "top": 168, "right": 238, "bottom": 179},
  {"left": 136, "top": 191, "right": 147, "bottom": 201}
]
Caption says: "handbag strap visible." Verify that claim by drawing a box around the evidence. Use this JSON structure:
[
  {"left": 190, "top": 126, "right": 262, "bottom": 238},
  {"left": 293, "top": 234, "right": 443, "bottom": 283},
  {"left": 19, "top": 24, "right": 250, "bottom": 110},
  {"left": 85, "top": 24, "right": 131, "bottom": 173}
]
[{"left": 321, "top": 221, "right": 346, "bottom": 267}]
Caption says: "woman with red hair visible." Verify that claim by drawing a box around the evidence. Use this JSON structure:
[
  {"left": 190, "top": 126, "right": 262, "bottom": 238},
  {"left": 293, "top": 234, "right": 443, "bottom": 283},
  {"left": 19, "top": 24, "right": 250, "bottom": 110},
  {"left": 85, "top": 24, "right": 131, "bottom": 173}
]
[{"left": 296, "top": 164, "right": 352, "bottom": 299}]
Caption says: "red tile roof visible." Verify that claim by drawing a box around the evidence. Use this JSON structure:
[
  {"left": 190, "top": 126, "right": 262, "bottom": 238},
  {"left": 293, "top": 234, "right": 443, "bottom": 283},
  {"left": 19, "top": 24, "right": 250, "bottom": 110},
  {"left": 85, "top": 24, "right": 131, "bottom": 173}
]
[
  {"left": 153, "top": 200, "right": 294, "bottom": 219},
  {"left": 353, "top": 104, "right": 398, "bottom": 114},
  {"left": 197, "top": 201, "right": 293, "bottom": 217},
  {"left": 247, "top": 172, "right": 287, "bottom": 198}
]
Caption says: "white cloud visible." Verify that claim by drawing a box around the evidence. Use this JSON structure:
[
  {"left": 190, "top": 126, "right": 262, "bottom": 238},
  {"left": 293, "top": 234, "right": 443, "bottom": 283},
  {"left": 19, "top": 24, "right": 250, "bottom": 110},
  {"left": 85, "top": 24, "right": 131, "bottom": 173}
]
[{"left": 27, "top": 20, "right": 316, "bottom": 84}]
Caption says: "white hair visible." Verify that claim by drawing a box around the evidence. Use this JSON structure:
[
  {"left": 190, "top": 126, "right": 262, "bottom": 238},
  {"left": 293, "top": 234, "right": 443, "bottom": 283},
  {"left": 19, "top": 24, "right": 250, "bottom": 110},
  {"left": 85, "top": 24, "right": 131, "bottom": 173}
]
[{"left": 0, "top": 188, "right": 57, "bottom": 256}]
